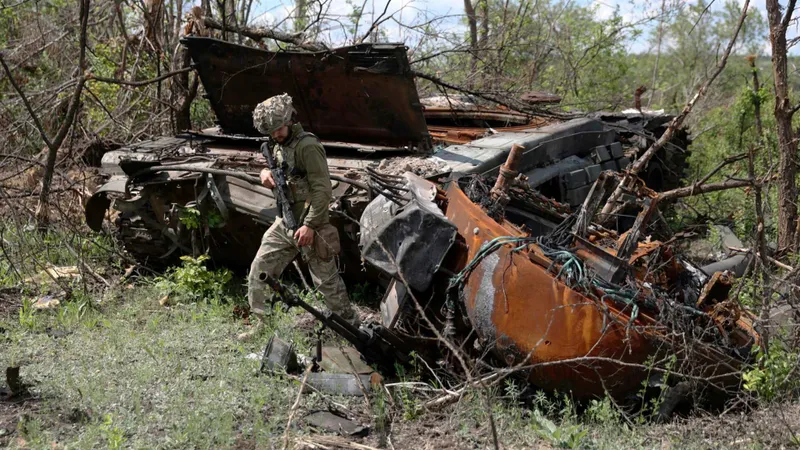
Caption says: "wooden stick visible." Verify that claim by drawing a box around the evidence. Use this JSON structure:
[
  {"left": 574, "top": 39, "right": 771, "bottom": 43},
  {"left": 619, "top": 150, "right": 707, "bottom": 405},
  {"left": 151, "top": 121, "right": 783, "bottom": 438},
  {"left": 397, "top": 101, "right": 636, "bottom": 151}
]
[
  {"left": 422, "top": 373, "right": 500, "bottom": 410},
  {"left": 283, "top": 364, "right": 313, "bottom": 450}
]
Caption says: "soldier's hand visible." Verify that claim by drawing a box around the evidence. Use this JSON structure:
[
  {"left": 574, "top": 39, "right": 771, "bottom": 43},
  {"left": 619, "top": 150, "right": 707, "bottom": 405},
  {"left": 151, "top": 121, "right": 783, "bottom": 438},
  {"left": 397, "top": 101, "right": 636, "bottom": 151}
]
[
  {"left": 293, "top": 225, "right": 315, "bottom": 247},
  {"left": 260, "top": 169, "right": 275, "bottom": 189}
]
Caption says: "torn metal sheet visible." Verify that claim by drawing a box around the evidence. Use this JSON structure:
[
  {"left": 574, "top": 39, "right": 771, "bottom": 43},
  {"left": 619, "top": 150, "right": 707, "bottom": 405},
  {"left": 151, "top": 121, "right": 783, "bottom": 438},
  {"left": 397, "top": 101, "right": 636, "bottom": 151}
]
[
  {"left": 318, "top": 347, "right": 373, "bottom": 374},
  {"left": 302, "top": 411, "right": 368, "bottom": 436},
  {"left": 443, "top": 181, "right": 761, "bottom": 400},
  {"left": 360, "top": 175, "right": 457, "bottom": 292},
  {"left": 303, "top": 373, "right": 383, "bottom": 397},
  {"left": 184, "top": 37, "right": 431, "bottom": 150},
  {"left": 260, "top": 336, "right": 299, "bottom": 374}
]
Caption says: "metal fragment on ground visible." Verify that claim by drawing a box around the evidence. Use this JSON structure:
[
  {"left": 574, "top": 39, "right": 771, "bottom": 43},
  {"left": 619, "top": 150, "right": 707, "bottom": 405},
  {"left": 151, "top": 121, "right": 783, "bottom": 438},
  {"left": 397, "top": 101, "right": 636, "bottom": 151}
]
[
  {"left": 303, "top": 373, "right": 382, "bottom": 397},
  {"left": 318, "top": 347, "right": 373, "bottom": 374},
  {"left": 302, "top": 411, "right": 369, "bottom": 436}
]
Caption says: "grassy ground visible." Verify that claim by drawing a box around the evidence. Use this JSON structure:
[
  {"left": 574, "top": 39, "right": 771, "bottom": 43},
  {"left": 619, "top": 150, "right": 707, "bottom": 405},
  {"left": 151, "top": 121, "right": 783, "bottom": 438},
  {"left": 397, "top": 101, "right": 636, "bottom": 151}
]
[{"left": 2, "top": 229, "right": 800, "bottom": 449}]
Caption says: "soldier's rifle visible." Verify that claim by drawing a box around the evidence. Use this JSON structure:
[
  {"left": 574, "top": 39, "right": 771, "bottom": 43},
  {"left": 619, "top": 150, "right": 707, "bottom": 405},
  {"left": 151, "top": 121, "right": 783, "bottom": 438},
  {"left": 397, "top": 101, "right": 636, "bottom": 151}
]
[
  {"left": 262, "top": 274, "right": 414, "bottom": 372},
  {"left": 261, "top": 138, "right": 298, "bottom": 231}
]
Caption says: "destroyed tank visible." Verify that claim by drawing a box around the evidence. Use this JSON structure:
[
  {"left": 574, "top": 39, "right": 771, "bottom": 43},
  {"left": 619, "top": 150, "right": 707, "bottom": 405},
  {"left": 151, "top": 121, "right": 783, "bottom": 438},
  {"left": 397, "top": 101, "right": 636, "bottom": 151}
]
[
  {"left": 84, "top": 37, "right": 761, "bottom": 407},
  {"left": 84, "top": 36, "right": 690, "bottom": 273}
]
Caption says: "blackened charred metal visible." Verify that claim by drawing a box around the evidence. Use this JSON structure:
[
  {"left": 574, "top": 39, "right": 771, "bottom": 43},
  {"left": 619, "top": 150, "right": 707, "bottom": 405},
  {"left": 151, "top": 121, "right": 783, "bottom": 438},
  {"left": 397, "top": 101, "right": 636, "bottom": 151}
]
[{"left": 183, "top": 37, "right": 432, "bottom": 151}]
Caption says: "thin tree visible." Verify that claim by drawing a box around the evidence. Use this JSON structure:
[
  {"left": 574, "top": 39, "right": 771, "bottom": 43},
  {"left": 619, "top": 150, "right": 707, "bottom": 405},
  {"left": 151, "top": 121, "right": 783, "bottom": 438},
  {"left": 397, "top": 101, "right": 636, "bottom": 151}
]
[
  {"left": 0, "top": 0, "right": 90, "bottom": 229},
  {"left": 765, "top": 0, "right": 798, "bottom": 252}
]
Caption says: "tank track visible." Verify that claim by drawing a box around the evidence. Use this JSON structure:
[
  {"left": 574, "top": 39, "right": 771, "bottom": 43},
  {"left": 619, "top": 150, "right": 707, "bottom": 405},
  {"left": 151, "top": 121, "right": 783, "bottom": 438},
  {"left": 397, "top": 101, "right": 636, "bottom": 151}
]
[{"left": 115, "top": 212, "right": 179, "bottom": 269}]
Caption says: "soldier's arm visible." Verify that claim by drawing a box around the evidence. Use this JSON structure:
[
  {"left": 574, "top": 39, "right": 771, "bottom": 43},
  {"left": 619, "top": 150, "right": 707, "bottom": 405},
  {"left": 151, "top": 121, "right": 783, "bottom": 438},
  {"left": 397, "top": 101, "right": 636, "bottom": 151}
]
[{"left": 296, "top": 139, "right": 332, "bottom": 229}]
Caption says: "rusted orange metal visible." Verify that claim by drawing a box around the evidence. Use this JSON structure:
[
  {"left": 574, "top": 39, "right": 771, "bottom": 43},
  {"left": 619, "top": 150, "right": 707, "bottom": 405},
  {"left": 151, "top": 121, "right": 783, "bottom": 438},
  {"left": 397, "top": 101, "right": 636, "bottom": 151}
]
[
  {"left": 427, "top": 116, "right": 557, "bottom": 145},
  {"left": 444, "top": 182, "right": 654, "bottom": 398},
  {"left": 490, "top": 144, "right": 524, "bottom": 203},
  {"left": 443, "top": 182, "right": 760, "bottom": 399}
]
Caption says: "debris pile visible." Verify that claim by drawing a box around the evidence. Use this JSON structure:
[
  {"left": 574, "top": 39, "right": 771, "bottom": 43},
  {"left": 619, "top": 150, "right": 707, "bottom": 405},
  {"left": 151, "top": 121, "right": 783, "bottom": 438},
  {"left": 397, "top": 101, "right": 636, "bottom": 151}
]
[{"left": 375, "top": 156, "right": 447, "bottom": 178}]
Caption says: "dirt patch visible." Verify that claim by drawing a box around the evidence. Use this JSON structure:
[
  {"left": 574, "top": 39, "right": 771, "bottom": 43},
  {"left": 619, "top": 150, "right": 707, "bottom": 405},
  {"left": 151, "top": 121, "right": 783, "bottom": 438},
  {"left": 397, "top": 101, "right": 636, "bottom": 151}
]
[
  {"left": 654, "top": 402, "right": 800, "bottom": 448},
  {"left": 0, "top": 288, "right": 21, "bottom": 318}
]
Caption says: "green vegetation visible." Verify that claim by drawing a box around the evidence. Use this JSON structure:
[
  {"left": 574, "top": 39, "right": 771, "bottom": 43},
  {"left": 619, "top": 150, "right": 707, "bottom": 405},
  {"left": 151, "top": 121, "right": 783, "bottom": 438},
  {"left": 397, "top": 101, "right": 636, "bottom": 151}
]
[{"left": 3, "top": 263, "right": 800, "bottom": 448}]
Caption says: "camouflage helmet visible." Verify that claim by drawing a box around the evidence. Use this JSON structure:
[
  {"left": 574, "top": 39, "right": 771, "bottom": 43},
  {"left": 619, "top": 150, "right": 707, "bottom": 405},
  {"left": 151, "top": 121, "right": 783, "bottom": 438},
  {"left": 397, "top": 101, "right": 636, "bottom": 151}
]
[{"left": 253, "top": 93, "right": 296, "bottom": 135}]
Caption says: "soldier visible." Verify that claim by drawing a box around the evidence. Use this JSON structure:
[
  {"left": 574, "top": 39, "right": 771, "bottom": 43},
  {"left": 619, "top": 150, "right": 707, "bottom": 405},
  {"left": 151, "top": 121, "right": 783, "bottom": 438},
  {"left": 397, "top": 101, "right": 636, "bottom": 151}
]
[{"left": 238, "top": 94, "right": 360, "bottom": 341}]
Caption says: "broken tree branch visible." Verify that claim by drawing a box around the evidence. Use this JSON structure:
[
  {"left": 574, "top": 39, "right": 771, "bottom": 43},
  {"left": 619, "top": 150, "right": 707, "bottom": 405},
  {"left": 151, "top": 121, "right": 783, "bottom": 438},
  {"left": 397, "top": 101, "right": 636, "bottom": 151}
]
[
  {"left": 0, "top": 53, "right": 57, "bottom": 149},
  {"left": 282, "top": 363, "right": 313, "bottom": 450},
  {"left": 201, "top": 16, "right": 325, "bottom": 51},
  {"left": 423, "top": 373, "right": 500, "bottom": 410},
  {"left": 88, "top": 67, "right": 192, "bottom": 87},
  {"left": 599, "top": 0, "right": 751, "bottom": 222},
  {"left": 412, "top": 70, "right": 569, "bottom": 119},
  {"left": 357, "top": 0, "right": 392, "bottom": 44},
  {"left": 657, "top": 178, "right": 752, "bottom": 202}
]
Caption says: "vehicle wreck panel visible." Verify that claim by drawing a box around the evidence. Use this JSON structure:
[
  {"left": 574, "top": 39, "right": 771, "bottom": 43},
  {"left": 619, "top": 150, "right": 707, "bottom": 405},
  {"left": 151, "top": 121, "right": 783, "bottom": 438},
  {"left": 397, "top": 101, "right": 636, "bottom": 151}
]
[
  {"left": 437, "top": 118, "right": 614, "bottom": 176},
  {"left": 184, "top": 37, "right": 430, "bottom": 150},
  {"left": 445, "top": 183, "right": 653, "bottom": 398}
]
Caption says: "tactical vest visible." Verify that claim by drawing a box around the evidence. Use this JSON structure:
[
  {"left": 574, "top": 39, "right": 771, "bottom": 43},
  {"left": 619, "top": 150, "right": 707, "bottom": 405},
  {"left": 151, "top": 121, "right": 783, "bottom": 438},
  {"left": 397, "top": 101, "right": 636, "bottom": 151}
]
[{"left": 275, "top": 128, "right": 317, "bottom": 205}]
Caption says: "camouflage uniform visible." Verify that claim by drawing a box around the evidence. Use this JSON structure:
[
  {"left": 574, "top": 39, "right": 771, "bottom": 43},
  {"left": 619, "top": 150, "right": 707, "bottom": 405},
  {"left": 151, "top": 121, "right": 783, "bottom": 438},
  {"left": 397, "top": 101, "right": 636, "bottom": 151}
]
[{"left": 248, "top": 96, "right": 358, "bottom": 326}]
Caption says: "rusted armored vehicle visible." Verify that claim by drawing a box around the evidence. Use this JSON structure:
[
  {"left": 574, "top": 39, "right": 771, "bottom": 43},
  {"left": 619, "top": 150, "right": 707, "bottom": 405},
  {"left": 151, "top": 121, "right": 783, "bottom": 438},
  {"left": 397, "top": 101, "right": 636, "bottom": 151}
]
[
  {"left": 83, "top": 37, "right": 759, "bottom": 407},
  {"left": 85, "top": 37, "right": 689, "bottom": 272}
]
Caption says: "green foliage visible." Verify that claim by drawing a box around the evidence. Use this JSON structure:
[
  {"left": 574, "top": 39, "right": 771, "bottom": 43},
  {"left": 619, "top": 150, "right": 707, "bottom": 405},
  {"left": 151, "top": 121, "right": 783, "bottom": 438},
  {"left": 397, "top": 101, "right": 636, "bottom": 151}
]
[
  {"left": 531, "top": 409, "right": 588, "bottom": 449},
  {"left": 18, "top": 298, "right": 38, "bottom": 330},
  {"left": 391, "top": 355, "right": 423, "bottom": 420},
  {"left": 744, "top": 342, "right": 800, "bottom": 402},
  {"left": 350, "top": 282, "right": 382, "bottom": 305},
  {"left": 155, "top": 255, "right": 233, "bottom": 303},
  {"left": 179, "top": 206, "right": 225, "bottom": 230},
  {"left": 100, "top": 414, "right": 126, "bottom": 450},
  {"left": 585, "top": 397, "right": 621, "bottom": 426},
  {"left": 178, "top": 206, "right": 202, "bottom": 230}
]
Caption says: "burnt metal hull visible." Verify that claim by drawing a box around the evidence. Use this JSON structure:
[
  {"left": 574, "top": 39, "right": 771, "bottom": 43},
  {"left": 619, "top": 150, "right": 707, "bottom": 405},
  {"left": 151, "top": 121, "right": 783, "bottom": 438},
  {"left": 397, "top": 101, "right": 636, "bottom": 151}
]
[
  {"left": 443, "top": 183, "right": 757, "bottom": 399},
  {"left": 184, "top": 37, "right": 430, "bottom": 150}
]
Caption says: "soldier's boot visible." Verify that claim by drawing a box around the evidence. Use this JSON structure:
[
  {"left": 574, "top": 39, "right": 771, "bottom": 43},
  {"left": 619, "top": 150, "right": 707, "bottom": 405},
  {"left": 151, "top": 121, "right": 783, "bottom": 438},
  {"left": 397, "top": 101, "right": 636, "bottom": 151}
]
[
  {"left": 237, "top": 313, "right": 265, "bottom": 342},
  {"left": 241, "top": 219, "right": 299, "bottom": 342},
  {"left": 336, "top": 305, "right": 361, "bottom": 329},
  {"left": 307, "top": 253, "right": 360, "bottom": 329}
]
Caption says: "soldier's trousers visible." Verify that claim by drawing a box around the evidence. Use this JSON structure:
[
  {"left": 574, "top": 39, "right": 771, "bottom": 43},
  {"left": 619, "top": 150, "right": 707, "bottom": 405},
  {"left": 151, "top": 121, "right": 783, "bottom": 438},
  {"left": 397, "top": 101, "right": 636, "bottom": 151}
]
[{"left": 247, "top": 218, "right": 358, "bottom": 325}]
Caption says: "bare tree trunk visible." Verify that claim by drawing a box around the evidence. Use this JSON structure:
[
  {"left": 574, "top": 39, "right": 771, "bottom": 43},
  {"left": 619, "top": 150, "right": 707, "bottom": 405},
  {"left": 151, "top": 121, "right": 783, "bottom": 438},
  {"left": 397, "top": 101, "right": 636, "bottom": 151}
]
[
  {"left": 766, "top": 0, "right": 798, "bottom": 251},
  {"left": 464, "top": 0, "right": 478, "bottom": 80},
  {"left": 2, "top": 0, "right": 91, "bottom": 229},
  {"left": 479, "top": 0, "right": 489, "bottom": 51},
  {"left": 648, "top": 0, "right": 667, "bottom": 108},
  {"left": 295, "top": 0, "right": 307, "bottom": 32}
]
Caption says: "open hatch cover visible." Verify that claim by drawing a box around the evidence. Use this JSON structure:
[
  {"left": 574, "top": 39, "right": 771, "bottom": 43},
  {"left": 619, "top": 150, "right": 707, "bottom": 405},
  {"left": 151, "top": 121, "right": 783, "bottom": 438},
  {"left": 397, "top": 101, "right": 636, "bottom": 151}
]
[{"left": 184, "top": 37, "right": 431, "bottom": 151}]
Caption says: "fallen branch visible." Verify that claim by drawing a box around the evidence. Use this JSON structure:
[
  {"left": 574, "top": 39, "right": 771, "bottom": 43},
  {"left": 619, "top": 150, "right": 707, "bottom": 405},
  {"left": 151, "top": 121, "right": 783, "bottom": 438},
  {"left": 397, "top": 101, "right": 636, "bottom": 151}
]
[
  {"left": 88, "top": 67, "right": 192, "bottom": 87},
  {"left": 423, "top": 373, "right": 500, "bottom": 411},
  {"left": 412, "top": 70, "right": 570, "bottom": 120},
  {"left": 201, "top": 17, "right": 325, "bottom": 51},
  {"left": 283, "top": 364, "right": 313, "bottom": 450},
  {"left": 63, "top": 241, "right": 111, "bottom": 287},
  {"left": 729, "top": 246, "right": 795, "bottom": 272},
  {"left": 293, "top": 435, "right": 381, "bottom": 450},
  {"left": 657, "top": 178, "right": 752, "bottom": 202}
]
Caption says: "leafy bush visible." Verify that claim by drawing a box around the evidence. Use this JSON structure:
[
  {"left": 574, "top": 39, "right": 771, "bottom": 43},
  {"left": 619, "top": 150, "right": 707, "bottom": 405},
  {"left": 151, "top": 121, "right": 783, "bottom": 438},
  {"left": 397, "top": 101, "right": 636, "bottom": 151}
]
[
  {"left": 155, "top": 255, "right": 232, "bottom": 303},
  {"left": 744, "top": 341, "right": 800, "bottom": 402},
  {"left": 585, "top": 397, "right": 621, "bottom": 426},
  {"left": 531, "top": 409, "right": 587, "bottom": 449}
]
